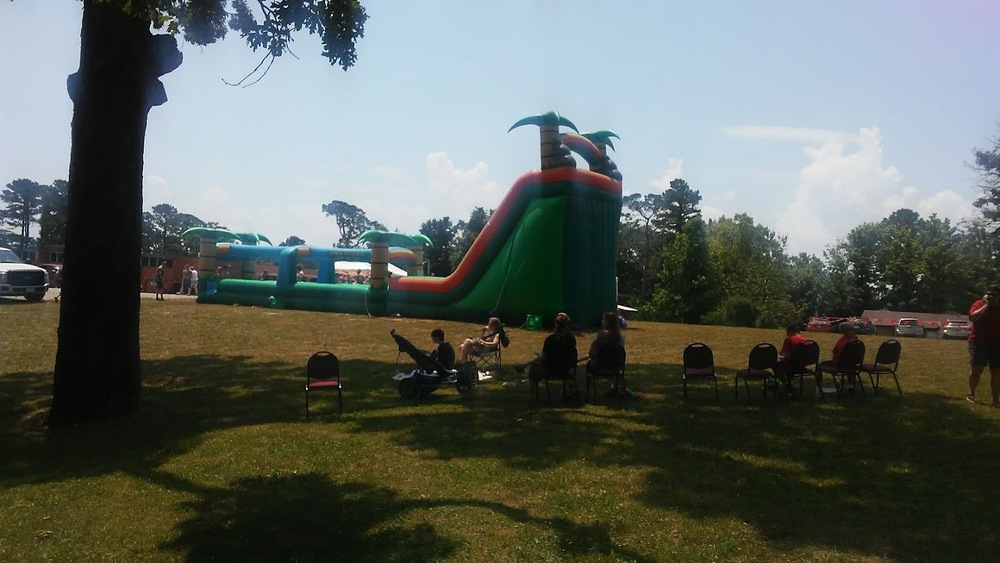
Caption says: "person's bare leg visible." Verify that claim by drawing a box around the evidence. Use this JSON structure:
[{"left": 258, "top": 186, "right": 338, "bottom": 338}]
[
  {"left": 458, "top": 339, "right": 473, "bottom": 364},
  {"left": 968, "top": 364, "right": 985, "bottom": 402}
]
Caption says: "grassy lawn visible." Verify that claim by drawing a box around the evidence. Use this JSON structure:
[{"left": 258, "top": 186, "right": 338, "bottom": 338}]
[{"left": 2, "top": 298, "right": 998, "bottom": 561}]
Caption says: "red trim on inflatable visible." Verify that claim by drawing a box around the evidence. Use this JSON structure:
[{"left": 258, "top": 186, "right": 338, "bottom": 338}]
[{"left": 391, "top": 167, "right": 620, "bottom": 294}]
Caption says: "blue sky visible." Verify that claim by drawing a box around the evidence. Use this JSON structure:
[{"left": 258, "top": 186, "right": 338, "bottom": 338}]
[{"left": 2, "top": 0, "right": 998, "bottom": 256}]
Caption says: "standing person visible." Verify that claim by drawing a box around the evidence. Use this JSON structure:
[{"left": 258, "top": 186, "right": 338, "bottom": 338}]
[
  {"left": 180, "top": 265, "right": 192, "bottom": 295},
  {"left": 189, "top": 266, "right": 199, "bottom": 297},
  {"left": 154, "top": 264, "right": 165, "bottom": 300},
  {"left": 776, "top": 323, "right": 807, "bottom": 395},
  {"left": 967, "top": 285, "right": 1000, "bottom": 406},
  {"left": 815, "top": 321, "right": 858, "bottom": 394}
]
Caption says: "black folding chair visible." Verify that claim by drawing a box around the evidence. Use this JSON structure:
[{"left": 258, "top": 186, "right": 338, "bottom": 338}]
[
  {"left": 735, "top": 342, "right": 778, "bottom": 404},
  {"left": 585, "top": 346, "right": 626, "bottom": 400},
  {"left": 860, "top": 339, "right": 902, "bottom": 396},
  {"left": 816, "top": 339, "right": 866, "bottom": 398},
  {"left": 783, "top": 340, "right": 820, "bottom": 398},
  {"left": 682, "top": 342, "right": 719, "bottom": 401},
  {"left": 533, "top": 347, "right": 578, "bottom": 402}
]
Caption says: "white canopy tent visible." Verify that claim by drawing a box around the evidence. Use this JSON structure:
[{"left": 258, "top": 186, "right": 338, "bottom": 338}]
[{"left": 334, "top": 261, "right": 408, "bottom": 277}]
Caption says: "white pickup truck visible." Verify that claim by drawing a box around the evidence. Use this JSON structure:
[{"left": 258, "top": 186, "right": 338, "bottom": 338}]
[{"left": 0, "top": 247, "right": 49, "bottom": 302}]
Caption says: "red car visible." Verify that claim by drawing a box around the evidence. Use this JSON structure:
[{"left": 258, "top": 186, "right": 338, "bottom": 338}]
[{"left": 806, "top": 316, "right": 834, "bottom": 332}]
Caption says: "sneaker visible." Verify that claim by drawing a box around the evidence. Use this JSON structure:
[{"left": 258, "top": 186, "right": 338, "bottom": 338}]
[
  {"left": 966, "top": 394, "right": 976, "bottom": 404},
  {"left": 814, "top": 387, "right": 823, "bottom": 398},
  {"left": 513, "top": 365, "right": 525, "bottom": 374}
]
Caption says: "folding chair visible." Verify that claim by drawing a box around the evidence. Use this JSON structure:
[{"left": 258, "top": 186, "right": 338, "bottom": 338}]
[
  {"left": 585, "top": 346, "right": 626, "bottom": 400},
  {"left": 783, "top": 339, "right": 820, "bottom": 398},
  {"left": 816, "top": 339, "right": 866, "bottom": 398},
  {"left": 474, "top": 344, "right": 502, "bottom": 372},
  {"left": 735, "top": 342, "right": 778, "bottom": 404},
  {"left": 532, "top": 347, "right": 578, "bottom": 402},
  {"left": 474, "top": 322, "right": 508, "bottom": 372},
  {"left": 860, "top": 339, "right": 902, "bottom": 396},
  {"left": 682, "top": 342, "right": 719, "bottom": 400},
  {"left": 305, "top": 351, "right": 342, "bottom": 418}
]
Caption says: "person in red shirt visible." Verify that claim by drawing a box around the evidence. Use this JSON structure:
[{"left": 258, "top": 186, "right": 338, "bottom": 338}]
[
  {"left": 776, "top": 323, "right": 807, "bottom": 395},
  {"left": 815, "top": 321, "right": 859, "bottom": 394},
  {"left": 967, "top": 285, "right": 1000, "bottom": 406}
]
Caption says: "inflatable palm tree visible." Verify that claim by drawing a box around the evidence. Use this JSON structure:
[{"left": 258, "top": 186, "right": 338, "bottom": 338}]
[
  {"left": 180, "top": 226, "right": 240, "bottom": 281},
  {"left": 358, "top": 231, "right": 431, "bottom": 289},
  {"left": 581, "top": 130, "right": 622, "bottom": 181},
  {"left": 508, "top": 111, "right": 579, "bottom": 170}
]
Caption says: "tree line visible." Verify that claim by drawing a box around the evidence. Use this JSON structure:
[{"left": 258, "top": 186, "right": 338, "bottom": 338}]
[{"left": 6, "top": 143, "right": 1000, "bottom": 329}]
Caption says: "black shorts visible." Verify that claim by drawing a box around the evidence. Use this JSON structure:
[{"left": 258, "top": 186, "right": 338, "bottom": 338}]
[{"left": 968, "top": 341, "right": 1000, "bottom": 368}]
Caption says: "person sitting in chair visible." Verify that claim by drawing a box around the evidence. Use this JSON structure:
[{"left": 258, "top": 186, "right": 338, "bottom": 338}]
[
  {"left": 514, "top": 313, "right": 577, "bottom": 395},
  {"left": 458, "top": 317, "right": 503, "bottom": 366},
  {"left": 391, "top": 328, "right": 453, "bottom": 376},
  {"left": 584, "top": 311, "right": 626, "bottom": 371},
  {"left": 582, "top": 311, "right": 627, "bottom": 395},
  {"left": 429, "top": 328, "right": 455, "bottom": 371},
  {"left": 815, "top": 321, "right": 858, "bottom": 395},
  {"left": 775, "top": 323, "right": 807, "bottom": 395}
]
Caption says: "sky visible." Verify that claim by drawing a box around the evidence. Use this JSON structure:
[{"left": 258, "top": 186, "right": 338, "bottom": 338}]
[{"left": 1, "top": 0, "right": 998, "bottom": 257}]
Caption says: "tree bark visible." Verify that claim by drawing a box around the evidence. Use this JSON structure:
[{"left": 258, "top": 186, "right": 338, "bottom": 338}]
[{"left": 49, "top": 1, "right": 180, "bottom": 426}]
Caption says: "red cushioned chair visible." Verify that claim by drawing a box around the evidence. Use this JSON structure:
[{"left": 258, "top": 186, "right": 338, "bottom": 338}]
[{"left": 305, "top": 351, "right": 342, "bottom": 419}]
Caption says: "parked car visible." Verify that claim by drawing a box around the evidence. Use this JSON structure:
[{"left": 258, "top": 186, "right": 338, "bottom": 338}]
[
  {"left": 0, "top": 247, "right": 49, "bottom": 302},
  {"left": 895, "top": 318, "right": 924, "bottom": 338},
  {"left": 806, "top": 316, "right": 834, "bottom": 332},
  {"left": 851, "top": 317, "right": 875, "bottom": 335},
  {"left": 942, "top": 320, "right": 970, "bottom": 340}
]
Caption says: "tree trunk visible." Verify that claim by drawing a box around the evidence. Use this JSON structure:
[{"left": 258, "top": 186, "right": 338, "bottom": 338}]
[{"left": 49, "top": 1, "right": 180, "bottom": 426}]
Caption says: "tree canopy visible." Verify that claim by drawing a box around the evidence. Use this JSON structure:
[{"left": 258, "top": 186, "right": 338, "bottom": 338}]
[
  {"left": 321, "top": 200, "right": 385, "bottom": 247},
  {"left": 0, "top": 178, "right": 45, "bottom": 255}
]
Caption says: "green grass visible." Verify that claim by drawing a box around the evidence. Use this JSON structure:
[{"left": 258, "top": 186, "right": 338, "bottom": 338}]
[{"left": 2, "top": 298, "right": 999, "bottom": 561}]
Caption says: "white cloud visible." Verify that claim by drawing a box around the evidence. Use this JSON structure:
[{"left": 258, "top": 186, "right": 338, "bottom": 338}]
[
  {"left": 142, "top": 175, "right": 172, "bottom": 204},
  {"left": 722, "top": 125, "right": 976, "bottom": 255},
  {"left": 141, "top": 153, "right": 505, "bottom": 248},
  {"left": 725, "top": 125, "right": 856, "bottom": 145},
  {"left": 647, "top": 158, "right": 684, "bottom": 191},
  {"left": 702, "top": 190, "right": 737, "bottom": 221}
]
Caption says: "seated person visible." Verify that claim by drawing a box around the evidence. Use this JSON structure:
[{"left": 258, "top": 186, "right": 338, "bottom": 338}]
[
  {"left": 584, "top": 311, "right": 626, "bottom": 372},
  {"left": 775, "top": 323, "right": 807, "bottom": 393},
  {"left": 516, "top": 313, "right": 577, "bottom": 394},
  {"left": 458, "top": 317, "right": 503, "bottom": 366},
  {"left": 428, "top": 328, "right": 455, "bottom": 371},
  {"left": 390, "top": 328, "right": 453, "bottom": 375},
  {"left": 815, "top": 321, "right": 859, "bottom": 394}
]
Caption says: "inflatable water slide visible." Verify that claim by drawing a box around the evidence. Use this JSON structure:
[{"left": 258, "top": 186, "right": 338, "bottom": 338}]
[{"left": 190, "top": 111, "right": 623, "bottom": 328}]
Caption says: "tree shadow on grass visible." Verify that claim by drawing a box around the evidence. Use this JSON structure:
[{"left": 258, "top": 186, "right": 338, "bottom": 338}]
[
  {"left": 149, "top": 469, "right": 649, "bottom": 562},
  {"left": 0, "top": 354, "right": 416, "bottom": 487},
  {"left": 345, "top": 362, "right": 1000, "bottom": 560},
  {"left": 4, "top": 354, "right": 1000, "bottom": 560}
]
